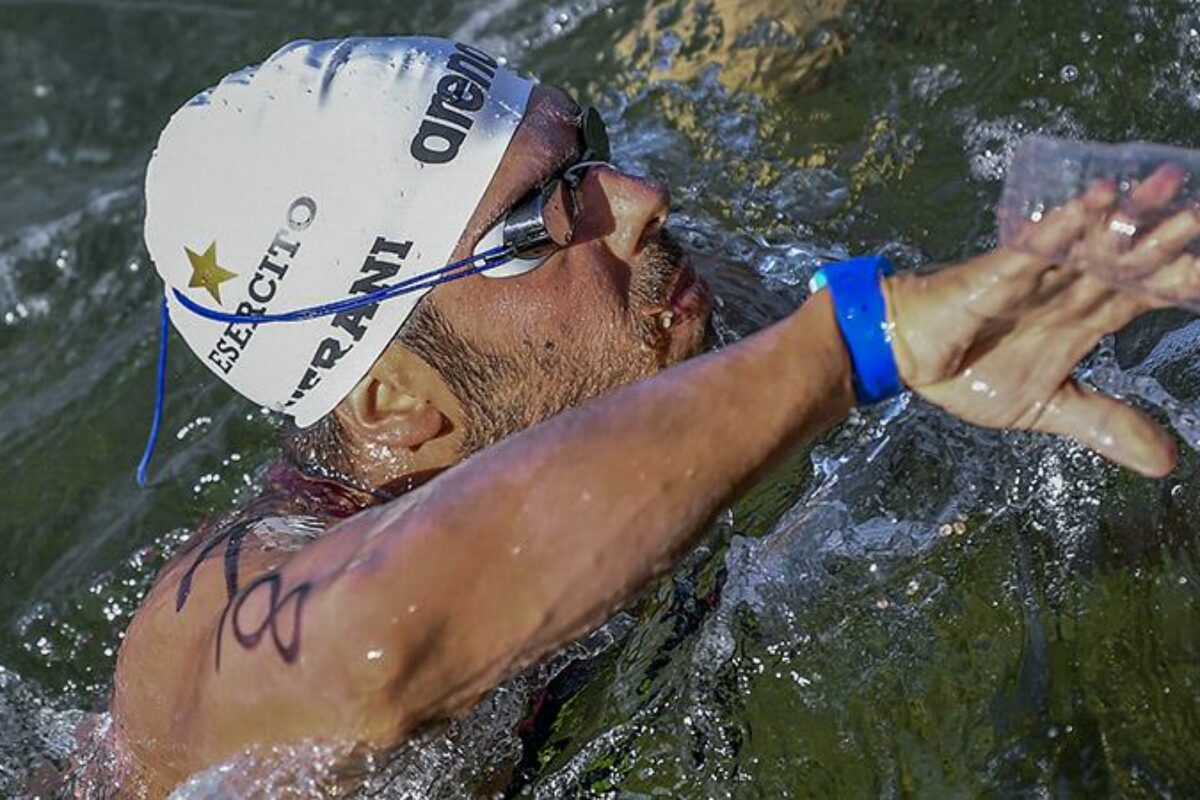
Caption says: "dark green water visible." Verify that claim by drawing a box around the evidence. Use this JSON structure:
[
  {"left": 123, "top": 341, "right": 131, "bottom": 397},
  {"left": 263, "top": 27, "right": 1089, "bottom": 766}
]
[{"left": 2, "top": 0, "right": 1199, "bottom": 797}]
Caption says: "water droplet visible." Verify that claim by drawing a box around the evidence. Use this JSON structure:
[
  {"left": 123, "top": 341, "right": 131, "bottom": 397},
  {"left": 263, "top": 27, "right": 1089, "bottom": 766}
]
[
  {"left": 366, "top": 649, "right": 383, "bottom": 661},
  {"left": 1060, "top": 64, "right": 1079, "bottom": 83}
]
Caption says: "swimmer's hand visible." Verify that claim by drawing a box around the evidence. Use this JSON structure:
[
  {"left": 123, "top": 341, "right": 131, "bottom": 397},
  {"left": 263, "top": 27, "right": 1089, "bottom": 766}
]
[{"left": 885, "top": 165, "right": 1197, "bottom": 477}]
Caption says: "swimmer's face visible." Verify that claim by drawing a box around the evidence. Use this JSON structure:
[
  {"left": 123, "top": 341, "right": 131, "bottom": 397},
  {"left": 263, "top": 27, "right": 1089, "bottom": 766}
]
[{"left": 392, "top": 84, "right": 713, "bottom": 453}]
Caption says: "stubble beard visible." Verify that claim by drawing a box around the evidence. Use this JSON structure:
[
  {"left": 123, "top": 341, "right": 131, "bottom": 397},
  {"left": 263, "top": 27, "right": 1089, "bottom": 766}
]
[{"left": 453, "top": 227, "right": 702, "bottom": 456}]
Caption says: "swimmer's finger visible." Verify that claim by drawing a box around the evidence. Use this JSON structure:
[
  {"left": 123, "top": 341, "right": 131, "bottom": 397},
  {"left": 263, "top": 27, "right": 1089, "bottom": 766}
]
[
  {"left": 1084, "top": 167, "right": 1187, "bottom": 264},
  {"left": 1113, "top": 206, "right": 1200, "bottom": 287},
  {"left": 1118, "top": 207, "right": 1200, "bottom": 277},
  {"left": 1014, "top": 179, "right": 1115, "bottom": 258},
  {"left": 1089, "top": 211, "right": 1142, "bottom": 263},
  {"left": 1134, "top": 252, "right": 1200, "bottom": 308},
  {"left": 1084, "top": 203, "right": 1200, "bottom": 299},
  {"left": 1123, "top": 163, "right": 1187, "bottom": 217},
  {"left": 1081, "top": 177, "right": 1119, "bottom": 213},
  {"left": 1034, "top": 379, "right": 1177, "bottom": 477}
]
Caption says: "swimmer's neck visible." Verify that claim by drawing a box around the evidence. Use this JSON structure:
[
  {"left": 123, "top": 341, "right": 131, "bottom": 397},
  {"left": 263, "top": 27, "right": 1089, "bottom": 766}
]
[{"left": 287, "top": 457, "right": 448, "bottom": 508}]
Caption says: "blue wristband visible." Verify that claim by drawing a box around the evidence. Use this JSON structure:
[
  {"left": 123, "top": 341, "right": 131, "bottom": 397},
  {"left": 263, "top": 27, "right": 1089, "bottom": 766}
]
[{"left": 808, "top": 255, "right": 903, "bottom": 405}]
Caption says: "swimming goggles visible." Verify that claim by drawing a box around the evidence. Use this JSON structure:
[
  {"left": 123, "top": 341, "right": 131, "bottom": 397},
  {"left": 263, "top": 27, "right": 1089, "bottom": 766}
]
[{"left": 476, "top": 105, "right": 612, "bottom": 276}]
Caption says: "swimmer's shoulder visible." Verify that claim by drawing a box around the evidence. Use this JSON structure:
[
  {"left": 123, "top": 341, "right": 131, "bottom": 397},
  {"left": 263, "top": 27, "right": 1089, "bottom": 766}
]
[
  {"left": 112, "top": 511, "right": 346, "bottom": 787},
  {"left": 156, "top": 458, "right": 378, "bottom": 589}
]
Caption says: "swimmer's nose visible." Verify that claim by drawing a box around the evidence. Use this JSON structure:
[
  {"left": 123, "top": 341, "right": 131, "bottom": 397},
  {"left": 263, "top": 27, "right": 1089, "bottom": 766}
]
[{"left": 576, "top": 166, "right": 670, "bottom": 263}]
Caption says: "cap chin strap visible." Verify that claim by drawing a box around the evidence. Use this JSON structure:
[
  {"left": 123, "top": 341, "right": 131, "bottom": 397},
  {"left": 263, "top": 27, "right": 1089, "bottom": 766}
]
[
  {"left": 565, "top": 160, "right": 612, "bottom": 177},
  {"left": 136, "top": 244, "right": 517, "bottom": 485},
  {"left": 174, "top": 244, "right": 513, "bottom": 325}
]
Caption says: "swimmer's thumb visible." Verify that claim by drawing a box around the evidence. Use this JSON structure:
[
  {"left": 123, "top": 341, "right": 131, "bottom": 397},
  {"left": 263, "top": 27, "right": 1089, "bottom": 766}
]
[{"left": 1035, "top": 379, "right": 1178, "bottom": 478}]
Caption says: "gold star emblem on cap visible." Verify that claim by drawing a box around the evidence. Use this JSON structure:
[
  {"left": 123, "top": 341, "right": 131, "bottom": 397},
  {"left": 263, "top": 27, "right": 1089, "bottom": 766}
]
[{"left": 184, "top": 242, "right": 238, "bottom": 305}]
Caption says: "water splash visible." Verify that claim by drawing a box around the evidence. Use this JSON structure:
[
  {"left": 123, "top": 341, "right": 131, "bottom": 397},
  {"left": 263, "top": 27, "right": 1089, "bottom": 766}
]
[{"left": 5, "top": 0, "right": 1200, "bottom": 797}]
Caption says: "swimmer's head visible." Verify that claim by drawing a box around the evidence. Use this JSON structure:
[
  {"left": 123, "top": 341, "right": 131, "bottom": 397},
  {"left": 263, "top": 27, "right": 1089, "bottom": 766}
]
[
  {"left": 144, "top": 37, "right": 711, "bottom": 490},
  {"left": 145, "top": 37, "right": 535, "bottom": 427}
]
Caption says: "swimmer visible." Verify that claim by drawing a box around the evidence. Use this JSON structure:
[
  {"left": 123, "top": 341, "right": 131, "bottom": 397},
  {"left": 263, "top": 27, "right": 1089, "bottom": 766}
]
[{"left": 96, "top": 36, "right": 1195, "bottom": 797}]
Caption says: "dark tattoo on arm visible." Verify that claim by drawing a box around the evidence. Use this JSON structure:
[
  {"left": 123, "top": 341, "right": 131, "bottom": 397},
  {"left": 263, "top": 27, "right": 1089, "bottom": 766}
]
[
  {"left": 224, "top": 571, "right": 311, "bottom": 665},
  {"left": 174, "top": 517, "right": 313, "bottom": 670},
  {"left": 175, "top": 518, "right": 256, "bottom": 613}
]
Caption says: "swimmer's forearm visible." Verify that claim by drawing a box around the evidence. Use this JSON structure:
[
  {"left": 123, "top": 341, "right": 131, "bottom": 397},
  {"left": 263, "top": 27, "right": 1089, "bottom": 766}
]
[{"left": 322, "top": 291, "right": 855, "bottom": 723}]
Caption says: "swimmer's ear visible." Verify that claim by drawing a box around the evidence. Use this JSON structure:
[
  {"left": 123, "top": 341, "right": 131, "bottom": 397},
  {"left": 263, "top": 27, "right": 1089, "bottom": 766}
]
[{"left": 336, "top": 346, "right": 448, "bottom": 452}]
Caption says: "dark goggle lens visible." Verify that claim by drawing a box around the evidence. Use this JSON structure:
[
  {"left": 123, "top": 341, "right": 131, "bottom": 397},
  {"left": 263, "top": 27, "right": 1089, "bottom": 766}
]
[
  {"left": 504, "top": 186, "right": 557, "bottom": 258},
  {"left": 501, "top": 106, "right": 608, "bottom": 260},
  {"left": 580, "top": 106, "right": 611, "bottom": 163}
]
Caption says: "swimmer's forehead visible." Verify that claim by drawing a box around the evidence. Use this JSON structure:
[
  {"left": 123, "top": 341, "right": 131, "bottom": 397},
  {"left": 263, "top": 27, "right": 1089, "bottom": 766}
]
[{"left": 453, "top": 84, "right": 584, "bottom": 260}]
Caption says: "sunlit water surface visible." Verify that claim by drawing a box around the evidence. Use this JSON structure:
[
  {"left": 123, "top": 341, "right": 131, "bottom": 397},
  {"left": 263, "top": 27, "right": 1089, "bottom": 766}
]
[{"left": 2, "top": 0, "right": 1200, "bottom": 797}]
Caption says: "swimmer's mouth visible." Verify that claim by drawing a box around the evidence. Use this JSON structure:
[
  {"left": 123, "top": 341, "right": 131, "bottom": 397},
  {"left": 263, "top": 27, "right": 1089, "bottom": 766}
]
[{"left": 659, "top": 260, "right": 712, "bottom": 331}]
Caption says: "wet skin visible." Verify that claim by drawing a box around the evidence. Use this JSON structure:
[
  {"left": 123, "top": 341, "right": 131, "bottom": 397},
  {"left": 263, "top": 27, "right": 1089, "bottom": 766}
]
[{"left": 105, "top": 80, "right": 1193, "bottom": 796}]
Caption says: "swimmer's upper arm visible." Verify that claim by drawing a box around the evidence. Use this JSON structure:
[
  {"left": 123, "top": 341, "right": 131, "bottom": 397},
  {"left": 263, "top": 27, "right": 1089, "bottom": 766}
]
[
  {"left": 114, "top": 507, "right": 442, "bottom": 778},
  {"left": 120, "top": 490, "right": 601, "bottom": 782},
  {"left": 113, "top": 529, "right": 323, "bottom": 783}
]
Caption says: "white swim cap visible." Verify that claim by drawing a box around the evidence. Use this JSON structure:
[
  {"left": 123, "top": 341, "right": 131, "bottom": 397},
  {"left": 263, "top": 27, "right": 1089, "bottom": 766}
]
[{"left": 144, "top": 37, "right": 534, "bottom": 426}]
